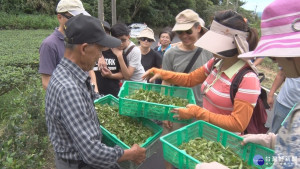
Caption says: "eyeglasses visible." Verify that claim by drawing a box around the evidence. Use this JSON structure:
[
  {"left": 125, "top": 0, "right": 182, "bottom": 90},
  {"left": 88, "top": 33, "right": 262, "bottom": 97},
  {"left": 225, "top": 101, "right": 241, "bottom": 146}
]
[
  {"left": 139, "top": 37, "right": 154, "bottom": 42},
  {"left": 60, "top": 13, "right": 73, "bottom": 19},
  {"left": 176, "top": 29, "right": 193, "bottom": 35}
]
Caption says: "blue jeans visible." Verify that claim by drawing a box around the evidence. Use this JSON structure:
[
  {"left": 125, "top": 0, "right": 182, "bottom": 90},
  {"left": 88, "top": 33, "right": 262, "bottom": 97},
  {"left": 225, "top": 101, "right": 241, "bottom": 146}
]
[{"left": 270, "top": 100, "right": 292, "bottom": 134}]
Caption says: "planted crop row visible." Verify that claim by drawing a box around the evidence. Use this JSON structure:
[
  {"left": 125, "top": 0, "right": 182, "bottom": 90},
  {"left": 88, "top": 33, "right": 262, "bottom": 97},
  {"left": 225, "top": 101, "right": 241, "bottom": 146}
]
[{"left": 0, "top": 30, "right": 52, "bottom": 95}]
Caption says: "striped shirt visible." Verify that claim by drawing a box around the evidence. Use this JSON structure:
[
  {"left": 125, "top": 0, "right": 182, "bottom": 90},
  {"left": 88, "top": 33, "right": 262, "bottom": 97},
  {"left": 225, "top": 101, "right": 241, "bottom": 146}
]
[
  {"left": 201, "top": 58, "right": 261, "bottom": 115},
  {"left": 45, "top": 57, "right": 123, "bottom": 168}
]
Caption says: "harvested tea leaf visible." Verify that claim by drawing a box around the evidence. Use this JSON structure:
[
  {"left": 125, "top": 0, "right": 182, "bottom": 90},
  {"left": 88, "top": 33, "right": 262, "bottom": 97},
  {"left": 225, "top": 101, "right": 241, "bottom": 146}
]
[
  {"left": 126, "top": 89, "right": 189, "bottom": 107},
  {"left": 95, "top": 103, "right": 153, "bottom": 146},
  {"left": 178, "top": 137, "right": 251, "bottom": 169}
]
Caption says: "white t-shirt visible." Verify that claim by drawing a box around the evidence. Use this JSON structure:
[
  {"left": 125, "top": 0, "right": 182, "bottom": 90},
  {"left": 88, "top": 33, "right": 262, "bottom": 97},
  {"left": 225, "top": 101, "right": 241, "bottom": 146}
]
[{"left": 124, "top": 41, "right": 146, "bottom": 82}]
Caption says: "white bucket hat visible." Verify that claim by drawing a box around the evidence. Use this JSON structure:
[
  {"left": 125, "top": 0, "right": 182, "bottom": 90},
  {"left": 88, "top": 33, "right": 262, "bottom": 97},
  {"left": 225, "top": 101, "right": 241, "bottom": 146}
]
[{"left": 137, "top": 27, "right": 155, "bottom": 41}]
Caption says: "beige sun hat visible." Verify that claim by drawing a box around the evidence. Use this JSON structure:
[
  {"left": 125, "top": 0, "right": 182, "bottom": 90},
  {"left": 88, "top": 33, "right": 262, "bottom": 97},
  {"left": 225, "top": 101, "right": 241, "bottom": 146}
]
[
  {"left": 137, "top": 27, "right": 155, "bottom": 41},
  {"left": 172, "top": 9, "right": 206, "bottom": 31},
  {"left": 56, "top": 0, "right": 90, "bottom": 16}
]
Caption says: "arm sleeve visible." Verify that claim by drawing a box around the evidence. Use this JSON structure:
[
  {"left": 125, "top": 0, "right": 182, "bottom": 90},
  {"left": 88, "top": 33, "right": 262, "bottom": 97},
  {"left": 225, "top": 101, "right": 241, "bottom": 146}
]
[
  {"left": 159, "top": 67, "right": 207, "bottom": 87},
  {"left": 178, "top": 99, "right": 254, "bottom": 132},
  {"left": 59, "top": 87, "right": 124, "bottom": 168}
]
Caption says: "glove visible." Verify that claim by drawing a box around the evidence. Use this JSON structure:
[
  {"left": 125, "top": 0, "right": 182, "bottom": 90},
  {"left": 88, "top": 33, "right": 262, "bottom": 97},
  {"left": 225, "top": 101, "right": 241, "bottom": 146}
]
[
  {"left": 195, "top": 162, "right": 229, "bottom": 169},
  {"left": 242, "top": 133, "right": 276, "bottom": 149},
  {"left": 178, "top": 104, "right": 208, "bottom": 120},
  {"left": 142, "top": 68, "right": 164, "bottom": 83}
]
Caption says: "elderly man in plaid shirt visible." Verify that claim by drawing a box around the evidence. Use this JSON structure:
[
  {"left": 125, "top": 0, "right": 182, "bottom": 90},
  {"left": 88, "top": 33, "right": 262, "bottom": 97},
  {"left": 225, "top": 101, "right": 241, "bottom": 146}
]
[{"left": 45, "top": 14, "right": 146, "bottom": 169}]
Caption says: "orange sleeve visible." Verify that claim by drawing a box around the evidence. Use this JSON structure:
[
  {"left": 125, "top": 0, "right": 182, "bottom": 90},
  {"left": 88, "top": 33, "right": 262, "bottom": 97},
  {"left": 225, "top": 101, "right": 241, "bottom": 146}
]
[
  {"left": 178, "top": 99, "right": 254, "bottom": 132},
  {"left": 151, "top": 67, "right": 207, "bottom": 87}
]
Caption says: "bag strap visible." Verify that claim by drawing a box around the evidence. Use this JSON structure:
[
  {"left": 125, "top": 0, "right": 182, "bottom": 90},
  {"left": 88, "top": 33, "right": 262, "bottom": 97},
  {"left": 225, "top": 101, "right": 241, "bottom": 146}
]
[
  {"left": 230, "top": 66, "right": 253, "bottom": 104},
  {"left": 230, "top": 66, "right": 267, "bottom": 105},
  {"left": 183, "top": 48, "right": 202, "bottom": 73},
  {"left": 123, "top": 45, "right": 135, "bottom": 66}
]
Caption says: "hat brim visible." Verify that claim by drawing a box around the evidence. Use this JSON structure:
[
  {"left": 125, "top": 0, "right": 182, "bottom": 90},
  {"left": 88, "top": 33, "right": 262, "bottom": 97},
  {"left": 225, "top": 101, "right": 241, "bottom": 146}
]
[
  {"left": 195, "top": 30, "right": 237, "bottom": 58},
  {"left": 137, "top": 35, "right": 156, "bottom": 41},
  {"left": 172, "top": 23, "right": 194, "bottom": 31},
  {"left": 239, "top": 33, "right": 300, "bottom": 59},
  {"left": 95, "top": 35, "right": 121, "bottom": 48},
  {"left": 69, "top": 10, "right": 90, "bottom": 16}
]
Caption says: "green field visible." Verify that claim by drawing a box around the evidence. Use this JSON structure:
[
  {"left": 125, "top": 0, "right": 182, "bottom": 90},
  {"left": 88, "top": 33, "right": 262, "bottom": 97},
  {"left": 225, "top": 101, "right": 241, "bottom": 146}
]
[{"left": 0, "top": 29, "right": 54, "bottom": 169}]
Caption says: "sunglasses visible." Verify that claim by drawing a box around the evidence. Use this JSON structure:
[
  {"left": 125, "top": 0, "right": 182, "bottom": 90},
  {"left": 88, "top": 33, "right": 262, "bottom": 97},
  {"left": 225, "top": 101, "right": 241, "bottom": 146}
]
[
  {"left": 60, "top": 13, "right": 73, "bottom": 19},
  {"left": 176, "top": 29, "right": 193, "bottom": 35},
  {"left": 139, "top": 37, "right": 154, "bottom": 42}
]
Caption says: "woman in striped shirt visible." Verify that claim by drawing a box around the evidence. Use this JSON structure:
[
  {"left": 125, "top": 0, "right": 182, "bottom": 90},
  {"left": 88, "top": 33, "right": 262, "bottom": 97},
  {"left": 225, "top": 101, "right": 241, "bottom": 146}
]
[{"left": 142, "top": 10, "right": 260, "bottom": 133}]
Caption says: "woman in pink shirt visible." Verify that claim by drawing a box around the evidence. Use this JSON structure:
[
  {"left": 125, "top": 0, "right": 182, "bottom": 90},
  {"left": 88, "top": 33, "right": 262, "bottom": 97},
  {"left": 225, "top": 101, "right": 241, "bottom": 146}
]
[{"left": 143, "top": 10, "right": 260, "bottom": 133}]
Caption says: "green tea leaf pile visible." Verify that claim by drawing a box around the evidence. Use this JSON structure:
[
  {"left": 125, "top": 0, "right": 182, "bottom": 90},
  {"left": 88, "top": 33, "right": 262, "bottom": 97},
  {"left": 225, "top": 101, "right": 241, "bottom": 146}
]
[
  {"left": 95, "top": 104, "right": 153, "bottom": 146},
  {"left": 126, "top": 89, "right": 189, "bottom": 107},
  {"left": 178, "top": 137, "right": 251, "bottom": 169}
]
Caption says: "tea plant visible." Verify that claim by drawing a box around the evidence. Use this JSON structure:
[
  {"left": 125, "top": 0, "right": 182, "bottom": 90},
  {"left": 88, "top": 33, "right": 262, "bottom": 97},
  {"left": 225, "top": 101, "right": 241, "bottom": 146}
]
[
  {"left": 178, "top": 137, "right": 251, "bottom": 169},
  {"left": 95, "top": 103, "right": 153, "bottom": 146},
  {"left": 126, "top": 89, "right": 189, "bottom": 107}
]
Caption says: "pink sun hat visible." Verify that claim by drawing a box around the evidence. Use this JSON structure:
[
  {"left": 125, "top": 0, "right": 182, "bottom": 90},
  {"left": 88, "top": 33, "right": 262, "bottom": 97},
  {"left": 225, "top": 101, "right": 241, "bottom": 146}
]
[{"left": 239, "top": 0, "right": 300, "bottom": 59}]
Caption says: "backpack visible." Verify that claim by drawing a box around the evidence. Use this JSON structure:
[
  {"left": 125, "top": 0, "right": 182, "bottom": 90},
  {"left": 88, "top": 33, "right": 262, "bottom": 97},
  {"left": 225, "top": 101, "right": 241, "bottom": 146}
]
[{"left": 230, "top": 66, "right": 270, "bottom": 134}]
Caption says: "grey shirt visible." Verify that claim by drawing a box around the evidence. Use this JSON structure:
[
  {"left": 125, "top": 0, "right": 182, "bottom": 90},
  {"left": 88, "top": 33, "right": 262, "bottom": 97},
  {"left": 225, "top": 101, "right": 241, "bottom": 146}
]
[
  {"left": 162, "top": 46, "right": 213, "bottom": 106},
  {"left": 124, "top": 41, "right": 146, "bottom": 82},
  {"left": 39, "top": 28, "right": 65, "bottom": 75}
]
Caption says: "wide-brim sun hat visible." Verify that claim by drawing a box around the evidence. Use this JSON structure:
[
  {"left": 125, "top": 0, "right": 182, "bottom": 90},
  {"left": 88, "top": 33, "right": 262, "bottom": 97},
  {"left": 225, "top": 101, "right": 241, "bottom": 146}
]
[
  {"left": 195, "top": 20, "right": 249, "bottom": 58},
  {"left": 239, "top": 0, "right": 300, "bottom": 59},
  {"left": 137, "top": 27, "right": 156, "bottom": 41},
  {"left": 194, "top": 12, "right": 258, "bottom": 74},
  {"left": 172, "top": 9, "right": 207, "bottom": 31}
]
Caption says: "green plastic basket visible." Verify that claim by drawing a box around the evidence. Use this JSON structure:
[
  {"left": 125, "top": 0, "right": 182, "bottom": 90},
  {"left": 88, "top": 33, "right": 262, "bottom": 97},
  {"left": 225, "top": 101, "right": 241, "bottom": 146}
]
[
  {"left": 94, "top": 95, "right": 163, "bottom": 169},
  {"left": 118, "top": 81, "right": 196, "bottom": 123},
  {"left": 160, "top": 120, "right": 274, "bottom": 169}
]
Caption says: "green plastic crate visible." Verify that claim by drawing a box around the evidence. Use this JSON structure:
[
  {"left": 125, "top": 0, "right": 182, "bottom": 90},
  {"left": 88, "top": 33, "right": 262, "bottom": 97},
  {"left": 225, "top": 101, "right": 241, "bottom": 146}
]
[
  {"left": 118, "top": 81, "right": 196, "bottom": 123},
  {"left": 160, "top": 120, "right": 274, "bottom": 169},
  {"left": 94, "top": 95, "right": 163, "bottom": 169}
]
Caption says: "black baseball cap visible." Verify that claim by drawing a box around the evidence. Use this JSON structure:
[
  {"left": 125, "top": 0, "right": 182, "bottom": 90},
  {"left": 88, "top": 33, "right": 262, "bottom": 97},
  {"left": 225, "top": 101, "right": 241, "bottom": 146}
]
[{"left": 64, "top": 14, "right": 121, "bottom": 48}]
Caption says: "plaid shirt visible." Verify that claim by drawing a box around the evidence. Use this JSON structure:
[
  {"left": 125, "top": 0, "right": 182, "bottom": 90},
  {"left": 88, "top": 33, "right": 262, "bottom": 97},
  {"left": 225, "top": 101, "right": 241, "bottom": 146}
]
[{"left": 45, "top": 57, "right": 124, "bottom": 168}]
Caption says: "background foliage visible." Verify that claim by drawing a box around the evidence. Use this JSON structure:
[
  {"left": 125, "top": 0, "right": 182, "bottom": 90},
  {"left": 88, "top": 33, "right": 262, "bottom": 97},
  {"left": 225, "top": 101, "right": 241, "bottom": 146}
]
[{"left": 0, "top": 0, "right": 259, "bottom": 29}]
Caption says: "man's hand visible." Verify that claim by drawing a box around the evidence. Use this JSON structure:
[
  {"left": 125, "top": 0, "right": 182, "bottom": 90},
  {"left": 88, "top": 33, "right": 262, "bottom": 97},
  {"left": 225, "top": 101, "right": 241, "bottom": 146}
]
[
  {"left": 163, "top": 121, "right": 173, "bottom": 129},
  {"left": 111, "top": 48, "right": 123, "bottom": 58},
  {"left": 130, "top": 144, "right": 146, "bottom": 164},
  {"left": 101, "top": 67, "right": 112, "bottom": 78},
  {"left": 98, "top": 57, "right": 107, "bottom": 71}
]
